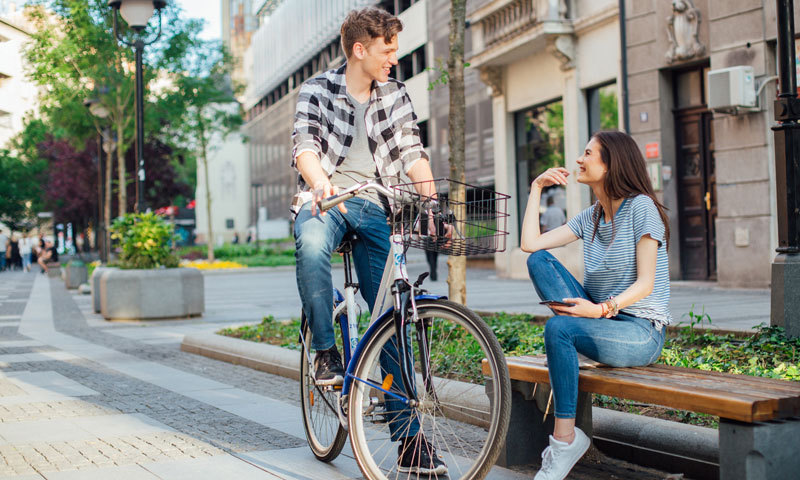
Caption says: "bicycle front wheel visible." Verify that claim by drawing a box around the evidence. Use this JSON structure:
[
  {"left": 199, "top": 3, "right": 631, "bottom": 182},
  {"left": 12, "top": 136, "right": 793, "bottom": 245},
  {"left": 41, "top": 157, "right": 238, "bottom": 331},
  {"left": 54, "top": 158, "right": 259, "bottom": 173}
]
[
  {"left": 347, "top": 299, "right": 510, "bottom": 480},
  {"left": 299, "top": 310, "right": 348, "bottom": 461}
]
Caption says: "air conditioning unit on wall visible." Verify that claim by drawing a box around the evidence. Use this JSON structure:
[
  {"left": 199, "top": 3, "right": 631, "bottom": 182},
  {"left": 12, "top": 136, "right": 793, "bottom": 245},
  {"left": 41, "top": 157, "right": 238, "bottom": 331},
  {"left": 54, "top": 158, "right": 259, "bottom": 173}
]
[{"left": 707, "top": 66, "right": 757, "bottom": 112}]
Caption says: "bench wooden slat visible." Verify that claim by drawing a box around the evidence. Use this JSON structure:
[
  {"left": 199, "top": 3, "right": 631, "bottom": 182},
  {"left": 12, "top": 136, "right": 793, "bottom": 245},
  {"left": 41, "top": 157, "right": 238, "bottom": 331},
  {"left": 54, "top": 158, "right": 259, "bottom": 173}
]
[
  {"left": 483, "top": 355, "right": 800, "bottom": 423},
  {"left": 623, "top": 365, "right": 800, "bottom": 398},
  {"left": 643, "top": 363, "right": 800, "bottom": 393}
]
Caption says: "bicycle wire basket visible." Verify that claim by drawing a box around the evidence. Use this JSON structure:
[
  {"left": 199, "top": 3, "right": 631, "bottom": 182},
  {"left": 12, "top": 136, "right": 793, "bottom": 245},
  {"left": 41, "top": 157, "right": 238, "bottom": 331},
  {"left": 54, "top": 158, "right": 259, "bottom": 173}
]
[{"left": 389, "top": 178, "right": 510, "bottom": 256}]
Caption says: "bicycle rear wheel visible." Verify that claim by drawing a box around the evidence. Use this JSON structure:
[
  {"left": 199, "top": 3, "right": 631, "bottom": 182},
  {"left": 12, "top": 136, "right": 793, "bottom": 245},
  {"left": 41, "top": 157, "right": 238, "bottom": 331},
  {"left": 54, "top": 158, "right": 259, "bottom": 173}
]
[
  {"left": 347, "top": 299, "right": 510, "bottom": 479},
  {"left": 299, "top": 310, "right": 348, "bottom": 461}
]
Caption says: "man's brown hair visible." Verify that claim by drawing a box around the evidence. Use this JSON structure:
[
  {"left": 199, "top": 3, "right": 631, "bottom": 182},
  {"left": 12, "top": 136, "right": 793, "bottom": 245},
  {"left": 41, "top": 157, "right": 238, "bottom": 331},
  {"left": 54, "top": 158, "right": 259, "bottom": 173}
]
[{"left": 340, "top": 7, "right": 403, "bottom": 59}]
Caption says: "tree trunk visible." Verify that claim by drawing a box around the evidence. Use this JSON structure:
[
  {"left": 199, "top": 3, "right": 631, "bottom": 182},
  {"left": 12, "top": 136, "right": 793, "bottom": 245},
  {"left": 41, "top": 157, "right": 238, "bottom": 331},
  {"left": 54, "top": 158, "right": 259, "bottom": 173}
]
[
  {"left": 200, "top": 126, "right": 214, "bottom": 262},
  {"left": 447, "top": 0, "right": 467, "bottom": 305},
  {"left": 115, "top": 104, "right": 127, "bottom": 217},
  {"left": 105, "top": 144, "right": 112, "bottom": 259}
]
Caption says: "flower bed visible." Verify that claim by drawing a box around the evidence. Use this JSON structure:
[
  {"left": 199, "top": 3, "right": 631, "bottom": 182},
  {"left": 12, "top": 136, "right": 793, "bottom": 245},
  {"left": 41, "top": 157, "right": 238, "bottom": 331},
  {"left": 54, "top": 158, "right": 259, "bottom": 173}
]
[{"left": 180, "top": 259, "right": 246, "bottom": 270}]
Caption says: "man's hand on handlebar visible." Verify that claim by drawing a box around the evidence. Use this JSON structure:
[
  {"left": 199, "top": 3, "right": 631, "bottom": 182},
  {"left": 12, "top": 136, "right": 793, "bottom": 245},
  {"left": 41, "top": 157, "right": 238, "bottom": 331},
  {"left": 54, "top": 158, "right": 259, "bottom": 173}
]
[{"left": 312, "top": 181, "right": 347, "bottom": 216}]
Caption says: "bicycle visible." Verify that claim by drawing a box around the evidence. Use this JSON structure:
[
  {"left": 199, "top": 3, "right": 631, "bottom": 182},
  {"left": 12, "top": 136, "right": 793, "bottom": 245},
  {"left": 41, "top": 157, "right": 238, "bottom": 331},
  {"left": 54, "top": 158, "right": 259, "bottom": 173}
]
[{"left": 298, "top": 178, "right": 512, "bottom": 480}]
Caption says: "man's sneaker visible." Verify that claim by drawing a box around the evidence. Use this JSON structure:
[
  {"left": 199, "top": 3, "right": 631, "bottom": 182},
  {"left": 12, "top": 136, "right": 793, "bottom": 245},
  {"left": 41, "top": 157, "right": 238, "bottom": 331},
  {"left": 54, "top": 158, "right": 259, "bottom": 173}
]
[
  {"left": 534, "top": 427, "right": 590, "bottom": 480},
  {"left": 313, "top": 346, "right": 344, "bottom": 386},
  {"left": 397, "top": 434, "right": 448, "bottom": 476}
]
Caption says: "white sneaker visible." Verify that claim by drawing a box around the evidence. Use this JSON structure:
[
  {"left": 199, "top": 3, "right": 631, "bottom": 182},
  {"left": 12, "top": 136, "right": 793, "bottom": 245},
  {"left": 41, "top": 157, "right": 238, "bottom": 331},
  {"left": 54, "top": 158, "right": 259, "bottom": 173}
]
[{"left": 533, "top": 427, "right": 591, "bottom": 480}]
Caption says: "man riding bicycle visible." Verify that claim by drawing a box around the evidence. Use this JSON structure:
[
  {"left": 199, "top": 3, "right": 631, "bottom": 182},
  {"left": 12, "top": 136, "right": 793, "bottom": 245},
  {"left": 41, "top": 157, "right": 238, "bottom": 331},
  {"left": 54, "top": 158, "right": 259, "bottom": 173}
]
[{"left": 291, "top": 7, "right": 446, "bottom": 476}]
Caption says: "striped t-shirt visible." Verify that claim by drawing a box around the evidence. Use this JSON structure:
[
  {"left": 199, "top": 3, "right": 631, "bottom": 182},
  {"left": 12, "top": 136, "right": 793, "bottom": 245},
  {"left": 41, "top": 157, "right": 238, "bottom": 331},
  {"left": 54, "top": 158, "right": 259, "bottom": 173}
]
[{"left": 567, "top": 194, "right": 672, "bottom": 329}]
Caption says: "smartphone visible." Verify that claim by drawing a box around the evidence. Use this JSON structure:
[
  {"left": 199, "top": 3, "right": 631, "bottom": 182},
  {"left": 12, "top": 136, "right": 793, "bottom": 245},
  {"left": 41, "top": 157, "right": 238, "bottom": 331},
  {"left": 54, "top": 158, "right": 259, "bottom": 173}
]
[{"left": 539, "top": 300, "right": 576, "bottom": 308}]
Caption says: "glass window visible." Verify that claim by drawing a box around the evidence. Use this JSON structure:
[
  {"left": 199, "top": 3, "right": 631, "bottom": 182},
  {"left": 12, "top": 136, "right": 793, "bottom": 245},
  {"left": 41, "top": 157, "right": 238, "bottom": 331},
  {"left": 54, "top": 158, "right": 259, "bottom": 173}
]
[
  {"left": 514, "top": 99, "right": 565, "bottom": 236},
  {"left": 587, "top": 82, "right": 618, "bottom": 134}
]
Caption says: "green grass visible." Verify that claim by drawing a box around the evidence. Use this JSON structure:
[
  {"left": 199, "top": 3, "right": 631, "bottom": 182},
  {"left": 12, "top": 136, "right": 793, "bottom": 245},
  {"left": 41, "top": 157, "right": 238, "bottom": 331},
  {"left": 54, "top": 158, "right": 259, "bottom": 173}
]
[{"left": 176, "top": 239, "right": 343, "bottom": 266}]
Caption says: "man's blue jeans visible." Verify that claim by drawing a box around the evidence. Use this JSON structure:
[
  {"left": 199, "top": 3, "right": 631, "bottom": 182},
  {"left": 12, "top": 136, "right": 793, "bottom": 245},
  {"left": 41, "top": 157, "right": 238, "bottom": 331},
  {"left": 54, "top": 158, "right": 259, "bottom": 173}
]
[
  {"left": 294, "top": 197, "right": 419, "bottom": 441},
  {"left": 527, "top": 250, "right": 665, "bottom": 419}
]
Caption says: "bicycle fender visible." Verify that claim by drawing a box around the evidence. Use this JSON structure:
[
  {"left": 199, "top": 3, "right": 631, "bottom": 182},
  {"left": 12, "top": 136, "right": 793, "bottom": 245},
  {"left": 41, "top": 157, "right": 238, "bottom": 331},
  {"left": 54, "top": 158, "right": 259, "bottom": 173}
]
[{"left": 341, "top": 294, "right": 445, "bottom": 396}]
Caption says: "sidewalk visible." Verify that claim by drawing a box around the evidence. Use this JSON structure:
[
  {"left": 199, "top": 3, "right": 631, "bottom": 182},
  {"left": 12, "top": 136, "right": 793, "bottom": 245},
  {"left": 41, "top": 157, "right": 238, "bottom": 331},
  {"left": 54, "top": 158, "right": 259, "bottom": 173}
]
[
  {"left": 198, "top": 250, "right": 770, "bottom": 333},
  {"left": 0, "top": 270, "right": 675, "bottom": 479}
]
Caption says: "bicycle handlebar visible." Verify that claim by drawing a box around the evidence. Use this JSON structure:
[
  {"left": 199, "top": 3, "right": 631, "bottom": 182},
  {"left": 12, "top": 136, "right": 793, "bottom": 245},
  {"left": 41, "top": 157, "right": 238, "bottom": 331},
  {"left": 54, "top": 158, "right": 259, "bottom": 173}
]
[{"left": 316, "top": 181, "right": 418, "bottom": 212}]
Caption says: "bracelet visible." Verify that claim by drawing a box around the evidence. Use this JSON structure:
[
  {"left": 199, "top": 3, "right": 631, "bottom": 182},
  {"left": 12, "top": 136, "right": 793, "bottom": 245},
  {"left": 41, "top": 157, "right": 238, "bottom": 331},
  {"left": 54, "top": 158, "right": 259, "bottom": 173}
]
[
  {"left": 599, "top": 302, "right": 608, "bottom": 318},
  {"left": 604, "top": 296, "right": 619, "bottom": 318}
]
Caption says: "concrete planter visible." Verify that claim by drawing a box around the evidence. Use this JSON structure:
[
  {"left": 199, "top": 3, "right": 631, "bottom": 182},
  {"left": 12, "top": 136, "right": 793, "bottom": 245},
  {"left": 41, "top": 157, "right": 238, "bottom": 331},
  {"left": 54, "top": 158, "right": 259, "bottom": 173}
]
[
  {"left": 100, "top": 267, "right": 204, "bottom": 320},
  {"left": 91, "top": 266, "right": 117, "bottom": 313},
  {"left": 64, "top": 263, "right": 88, "bottom": 289}
]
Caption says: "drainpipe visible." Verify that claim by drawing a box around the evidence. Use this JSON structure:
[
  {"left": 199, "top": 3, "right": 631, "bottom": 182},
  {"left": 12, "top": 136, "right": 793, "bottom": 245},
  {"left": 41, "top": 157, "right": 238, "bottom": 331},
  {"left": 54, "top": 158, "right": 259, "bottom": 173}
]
[{"left": 619, "top": 0, "right": 630, "bottom": 133}]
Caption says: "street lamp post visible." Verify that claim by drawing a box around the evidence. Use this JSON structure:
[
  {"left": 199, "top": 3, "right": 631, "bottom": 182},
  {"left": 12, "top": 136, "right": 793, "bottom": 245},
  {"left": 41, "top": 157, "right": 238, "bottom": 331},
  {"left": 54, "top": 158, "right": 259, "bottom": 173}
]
[
  {"left": 108, "top": 0, "right": 166, "bottom": 213},
  {"left": 771, "top": 0, "right": 800, "bottom": 338},
  {"left": 84, "top": 95, "right": 111, "bottom": 262}
]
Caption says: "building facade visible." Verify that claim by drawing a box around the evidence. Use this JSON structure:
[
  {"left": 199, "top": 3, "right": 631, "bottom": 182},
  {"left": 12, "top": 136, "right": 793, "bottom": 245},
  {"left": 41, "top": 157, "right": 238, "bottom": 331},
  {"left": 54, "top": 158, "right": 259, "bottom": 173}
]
[
  {"left": 244, "top": 0, "right": 496, "bottom": 225},
  {"left": 0, "top": 13, "right": 36, "bottom": 149},
  {"left": 467, "top": 0, "right": 622, "bottom": 280},
  {"left": 622, "top": 0, "right": 798, "bottom": 288}
]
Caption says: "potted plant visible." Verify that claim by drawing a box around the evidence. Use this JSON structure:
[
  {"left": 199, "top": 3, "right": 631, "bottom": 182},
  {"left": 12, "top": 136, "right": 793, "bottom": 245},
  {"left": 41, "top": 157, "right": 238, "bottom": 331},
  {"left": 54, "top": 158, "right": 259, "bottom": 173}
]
[
  {"left": 98, "top": 212, "right": 203, "bottom": 320},
  {"left": 64, "top": 259, "right": 88, "bottom": 289}
]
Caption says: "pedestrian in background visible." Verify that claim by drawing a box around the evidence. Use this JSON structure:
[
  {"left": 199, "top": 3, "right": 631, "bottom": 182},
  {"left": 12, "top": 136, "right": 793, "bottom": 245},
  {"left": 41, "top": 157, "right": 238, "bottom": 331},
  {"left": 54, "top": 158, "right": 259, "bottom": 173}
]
[
  {"left": 6, "top": 235, "right": 21, "bottom": 271},
  {"left": 37, "top": 240, "right": 54, "bottom": 274},
  {"left": 20, "top": 235, "right": 32, "bottom": 272},
  {"left": 232, "top": 232, "right": 240, "bottom": 244},
  {"left": 0, "top": 230, "right": 7, "bottom": 272}
]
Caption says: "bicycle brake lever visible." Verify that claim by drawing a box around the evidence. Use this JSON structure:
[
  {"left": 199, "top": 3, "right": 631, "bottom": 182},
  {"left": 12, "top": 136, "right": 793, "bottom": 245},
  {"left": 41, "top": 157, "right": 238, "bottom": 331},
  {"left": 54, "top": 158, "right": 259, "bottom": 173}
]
[{"left": 413, "top": 272, "right": 429, "bottom": 288}]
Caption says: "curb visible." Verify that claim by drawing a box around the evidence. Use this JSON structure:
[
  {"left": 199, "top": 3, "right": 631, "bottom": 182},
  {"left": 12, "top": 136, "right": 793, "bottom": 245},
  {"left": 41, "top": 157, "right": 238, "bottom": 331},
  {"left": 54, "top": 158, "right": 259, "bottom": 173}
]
[{"left": 181, "top": 332, "right": 720, "bottom": 477}]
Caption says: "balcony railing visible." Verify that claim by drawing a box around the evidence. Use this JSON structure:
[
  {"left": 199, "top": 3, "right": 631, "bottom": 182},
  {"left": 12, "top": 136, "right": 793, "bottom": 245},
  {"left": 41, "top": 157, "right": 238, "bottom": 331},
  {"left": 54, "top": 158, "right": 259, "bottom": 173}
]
[
  {"left": 481, "top": 0, "right": 538, "bottom": 48},
  {"left": 471, "top": 0, "right": 569, "bottom": 53}
]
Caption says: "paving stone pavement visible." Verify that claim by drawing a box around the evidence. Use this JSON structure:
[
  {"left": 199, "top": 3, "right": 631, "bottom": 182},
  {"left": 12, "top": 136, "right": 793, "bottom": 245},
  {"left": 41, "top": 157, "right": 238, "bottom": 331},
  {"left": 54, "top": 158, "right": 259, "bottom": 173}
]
[{"left": 0, "top": 269, "right": 681, "bottom": 479}]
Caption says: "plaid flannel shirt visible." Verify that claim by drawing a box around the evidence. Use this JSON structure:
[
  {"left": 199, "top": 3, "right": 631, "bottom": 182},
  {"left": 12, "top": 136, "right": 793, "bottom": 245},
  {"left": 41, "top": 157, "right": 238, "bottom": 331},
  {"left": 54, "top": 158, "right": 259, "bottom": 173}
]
[{"left": 290, "top": 63, "right": 428, "bottom": 218}]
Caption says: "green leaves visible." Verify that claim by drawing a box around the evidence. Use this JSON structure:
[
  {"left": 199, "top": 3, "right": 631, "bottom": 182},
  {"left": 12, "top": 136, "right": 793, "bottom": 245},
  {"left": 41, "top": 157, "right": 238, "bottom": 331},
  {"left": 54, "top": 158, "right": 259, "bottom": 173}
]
[{"left": 109, "top": 212, "right": 179, "bottom": 269}]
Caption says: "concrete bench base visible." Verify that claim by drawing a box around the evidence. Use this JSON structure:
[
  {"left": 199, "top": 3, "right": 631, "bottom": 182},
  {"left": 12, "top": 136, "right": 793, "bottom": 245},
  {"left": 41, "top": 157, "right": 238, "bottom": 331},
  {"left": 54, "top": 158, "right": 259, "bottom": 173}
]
[
  {"left": 720, "top": 417, "right": 800, "bottom": 480},
  {"left": 100, "top": 267, "right": 204, "bottom": 320},
  {"left": 495, "top": 379, "right": 591, "bottom": 468}
]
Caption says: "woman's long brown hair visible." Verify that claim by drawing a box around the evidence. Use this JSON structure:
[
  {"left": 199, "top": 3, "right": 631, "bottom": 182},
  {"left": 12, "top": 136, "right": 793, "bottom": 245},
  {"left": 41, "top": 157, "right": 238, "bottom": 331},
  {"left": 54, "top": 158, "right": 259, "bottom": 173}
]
[{"left": 590, "top": 131, "right": 670, "bottom": 249}]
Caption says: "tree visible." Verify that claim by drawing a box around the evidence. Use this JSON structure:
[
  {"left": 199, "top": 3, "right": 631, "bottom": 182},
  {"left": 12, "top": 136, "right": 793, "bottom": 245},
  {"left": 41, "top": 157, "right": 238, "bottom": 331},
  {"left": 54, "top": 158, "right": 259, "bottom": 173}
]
[
  {"left": 23, "top": 0, "right": 213, "bottom": 219},
  {"left": 39, "top": 138, "right": 98, "bottom": 233},
  {"left": 0, "top": 149, "right": 43, "bottom": 230},
  {"left": 447, "top": 0, "right": 467, "bottom": 304},
  {"left": 158, "top": 51, "right": 243, "bottom": 262}
]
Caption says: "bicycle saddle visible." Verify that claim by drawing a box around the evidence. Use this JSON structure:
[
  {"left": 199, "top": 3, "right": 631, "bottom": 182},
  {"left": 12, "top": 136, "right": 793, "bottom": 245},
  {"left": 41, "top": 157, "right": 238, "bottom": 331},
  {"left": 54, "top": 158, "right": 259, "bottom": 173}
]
[{"left": 335, "top": 232, "right": 359, "bottom": 254}]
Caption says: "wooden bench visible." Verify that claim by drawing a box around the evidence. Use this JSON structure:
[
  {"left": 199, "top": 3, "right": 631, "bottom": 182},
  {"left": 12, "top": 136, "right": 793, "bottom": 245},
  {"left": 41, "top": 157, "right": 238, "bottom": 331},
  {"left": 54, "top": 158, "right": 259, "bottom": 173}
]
[{"left": 484, "top": 355, "right": 800, "bottom": 479}]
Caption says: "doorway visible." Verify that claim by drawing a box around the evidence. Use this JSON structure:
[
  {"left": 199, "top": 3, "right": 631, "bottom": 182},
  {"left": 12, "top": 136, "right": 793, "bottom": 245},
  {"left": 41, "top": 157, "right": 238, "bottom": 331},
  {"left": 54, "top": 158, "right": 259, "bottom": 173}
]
[{"left": 674, "top": 66, "right": 717, "bottom": 280}]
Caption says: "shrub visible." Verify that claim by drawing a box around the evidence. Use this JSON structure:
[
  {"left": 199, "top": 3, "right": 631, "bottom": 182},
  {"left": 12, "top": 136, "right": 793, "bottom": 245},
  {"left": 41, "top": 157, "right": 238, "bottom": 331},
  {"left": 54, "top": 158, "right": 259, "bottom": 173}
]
[{"left": 110, "top": 213, "right": 180, "bottom": 269}]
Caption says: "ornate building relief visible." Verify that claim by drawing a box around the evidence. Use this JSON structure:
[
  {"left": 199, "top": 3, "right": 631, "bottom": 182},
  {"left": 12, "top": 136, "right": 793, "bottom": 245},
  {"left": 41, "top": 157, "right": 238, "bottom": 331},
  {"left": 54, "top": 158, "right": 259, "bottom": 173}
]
[
  {"left": 548, "top": 34, "right": 575, "bottom": 71},
  {"left": 666, "top": 0, "right": 706, "bottom": 64},
  {"left": 479, "top": 66, "right": 503, "bottom": 97}
]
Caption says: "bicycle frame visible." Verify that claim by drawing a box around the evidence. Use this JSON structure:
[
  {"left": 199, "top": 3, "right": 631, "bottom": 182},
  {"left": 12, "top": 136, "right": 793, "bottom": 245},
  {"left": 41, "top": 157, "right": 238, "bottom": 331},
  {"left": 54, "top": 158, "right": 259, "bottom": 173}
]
[
  {"left": 338, "top": 233, "right": 444, "bottom": 398},
  {"left": 298, "top": 181, "right": 445, "bottom": 423}
]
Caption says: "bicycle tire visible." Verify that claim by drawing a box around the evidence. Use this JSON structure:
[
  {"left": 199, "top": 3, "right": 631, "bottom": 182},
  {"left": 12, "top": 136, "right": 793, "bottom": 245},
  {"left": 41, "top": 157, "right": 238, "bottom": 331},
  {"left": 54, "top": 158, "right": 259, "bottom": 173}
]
[
  {"left": 299, "top": 310, "right": 348, "bottom": 462},
  {"left": 347, "top": 299, "right": 511, "bottom": 480}
]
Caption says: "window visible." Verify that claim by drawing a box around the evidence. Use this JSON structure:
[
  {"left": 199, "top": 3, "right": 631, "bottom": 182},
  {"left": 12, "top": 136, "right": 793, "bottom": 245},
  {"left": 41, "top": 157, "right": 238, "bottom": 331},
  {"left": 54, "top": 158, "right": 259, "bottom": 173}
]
[
  {"left": 0, "top": 110, "right": 12, "bottom": 129},
  {"left": 586, "top": 82, "right": 618, "bottom": 134},
  {"left": 417, "top": 120, "right": 429, "bottom": 148},
  {"left": 226, "top": 218, "right": 234, "bottom": 229},
  {"left": 514, "top": 99, "right": 565, "bottom": 236},
  {"left": 376, "top": 0, "right": 419, "bottom": 15},
  {"left": 395, "top": 45, "right": 426, "bottom": 82}
]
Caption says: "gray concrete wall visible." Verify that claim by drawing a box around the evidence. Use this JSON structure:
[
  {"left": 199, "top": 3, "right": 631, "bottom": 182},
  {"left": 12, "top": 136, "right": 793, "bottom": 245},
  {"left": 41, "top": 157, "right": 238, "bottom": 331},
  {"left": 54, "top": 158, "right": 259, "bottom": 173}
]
[{"left": 624, "top": 0, "right": 785, "bottom": 287}]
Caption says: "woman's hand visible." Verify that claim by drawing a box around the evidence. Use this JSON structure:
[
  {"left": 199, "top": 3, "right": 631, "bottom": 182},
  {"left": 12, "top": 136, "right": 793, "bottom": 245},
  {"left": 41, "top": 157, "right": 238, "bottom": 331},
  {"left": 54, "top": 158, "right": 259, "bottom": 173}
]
[
  {"left": 550, "top": 297, "right": 604, "bottom": 318},
  {"left": 532, "top": 167, "right": 570, "bottom": 190}
]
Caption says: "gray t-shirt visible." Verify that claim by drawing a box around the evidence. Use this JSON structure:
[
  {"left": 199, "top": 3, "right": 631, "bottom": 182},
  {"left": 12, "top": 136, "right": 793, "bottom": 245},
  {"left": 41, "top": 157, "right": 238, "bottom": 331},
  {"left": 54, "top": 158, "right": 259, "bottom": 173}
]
[{"left": 330, "top": 93, "right": 383, "bottom": 208}]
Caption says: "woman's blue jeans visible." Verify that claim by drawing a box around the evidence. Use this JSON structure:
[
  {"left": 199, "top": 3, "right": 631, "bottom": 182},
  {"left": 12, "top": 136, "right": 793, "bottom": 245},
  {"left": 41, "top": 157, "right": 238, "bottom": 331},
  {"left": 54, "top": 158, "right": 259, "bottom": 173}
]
[
  {"left": 294, "top": 197, "right": 418, "bottom": 440},
  {"left": 527, "top": 250, "right": 665, "bottom": 419}
]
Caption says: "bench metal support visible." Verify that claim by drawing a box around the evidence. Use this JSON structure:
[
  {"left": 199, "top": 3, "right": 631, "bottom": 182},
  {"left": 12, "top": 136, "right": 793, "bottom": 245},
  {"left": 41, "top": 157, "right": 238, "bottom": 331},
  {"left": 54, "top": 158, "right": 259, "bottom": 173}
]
[
  {"left": 719, "top": 417, "right": 800, "bottom": 480},
  {"left": 495, "top": 380, "right": 592, "bottom": 467}
]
